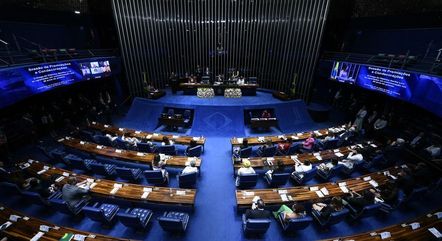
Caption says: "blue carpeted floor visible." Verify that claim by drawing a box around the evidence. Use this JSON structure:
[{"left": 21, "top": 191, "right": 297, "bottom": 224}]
[{"left": 2, "top": 91, "right": 441, "bottom": 241}]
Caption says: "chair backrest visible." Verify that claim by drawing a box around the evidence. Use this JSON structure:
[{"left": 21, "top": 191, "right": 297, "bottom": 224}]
[
  {"left": 22, "top": 191, "right": 48, "bottom": 206},
  {"left": 83, "top": 206, "right": 105, "bottom": 222},
  {"left": 285, "top": 215, "right": 313, "bottom": 231},
  {"left": 63, "top": 154, "right": 82, "bottom": 164},
  {"left": 244, "top": 218, "right": 271, "bottom": 234},
  {"left": 187, "top": 145, "right": 202, "bottom": 157},
  {"left": 178, "top": 172, "right": 197, "bottom": 188},
  {"left": 0, "top": 182, "right": 22, "bottom": 195},
  {"left": 240, "top": 147, "right": 253, "bottom": 158},
  {"left": 270, "top": 173, "right": 290, "bottom": 186},
  {"left": 358, "top": 203, "right": 381, "bottom": 219},
  {"left": 144, "top": 170, "right": 165, "bottom": 185},
  {"left": 158, "top": 217, "right": 185, "bottom": 232},
  {"left": 49, "top": 198, "right": 82, "bottom": 215},
  {"left": 158, "top": 145, "right": 176, "bottom": 155},
  {"left": 137, "top": 142, "right": 152, "bottom": 153},
  {"left": 79, "top": 130, "right": 95, "bottom": 142},
  {"left": 303, "top": 167, "right": 317, "bottom": 181},
  {"left": 89, "top": 163, "right": 109, "bottom": 175},
  {"left": 94, "top": 135, "right": 113, "bottom": 147},
  {"left": 328, "top": 208, "right": 349, "bottom": 225},
  {"left": 167, "top": 109, "right": 175, "bottom": 116},
  {"left": 115, "top": 138, "right": 128, "bottom": 149},
  {"left": 286, "top": 145, "right": 298, "bottom": 155},
  {"left": 118, "top": 212, "right": 142, "bottom": 228},
  {"left": 262, "top": 146, "right": 277, "bottom": 157},
  {"left": 323, "top": 139, "right": 339, "bottom": 150},
  {"left": 115, "top": 167, "right": 137, "bottom": 180},
  {"left": 238, "top": 173, "right": 258, "bottom": 188},
  {"left": 183, "top": 110, "right": 191, "bottom": 119}
]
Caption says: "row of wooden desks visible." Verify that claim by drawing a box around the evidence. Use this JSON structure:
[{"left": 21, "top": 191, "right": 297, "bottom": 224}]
[
  {"left": 59, "top": 137, "right": 201, "bottom": 168},
  {"left": 0, "top": 204, "right": 135, "bottom": 241},
  {"left": 232, "top": 142, "right": 379, "bottom": 170},
  {"left": 230, "top": 124, "right": 348, "bottom": 150},
  {"left": 321, "top": 209, "right": 442, "bottom": 241},
  {"left": 88, "top": 122, "right": 206, "bottom": 147},
  {"left": 22, "top": 160, "right": 196, "bottom": 207},
  {"left": 236, "top": 166, "right": 405, "bottom": 208}
]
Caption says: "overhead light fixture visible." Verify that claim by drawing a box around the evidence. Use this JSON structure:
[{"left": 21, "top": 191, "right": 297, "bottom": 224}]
[{"left": 74, "top": 10, "right": 81, "bottom": 14}]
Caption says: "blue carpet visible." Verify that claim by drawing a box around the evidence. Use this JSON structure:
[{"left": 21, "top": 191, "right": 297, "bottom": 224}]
[{"left": 2, "top": 92, "right": 442, "bottom": 241}]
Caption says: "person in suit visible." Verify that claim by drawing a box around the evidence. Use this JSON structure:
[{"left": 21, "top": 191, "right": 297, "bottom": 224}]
[
  {"left": 152, "top": 154, "right": 169, "bottom": 183},
  {"left": 353, "top": 105, "right": 367, "bottom": 131},
  {"left": 169, "top": 72, "right": 178, "bottom": 94},
  {"left": 245, "top": 198, "right": 271, "bottom": 219},
  {"left": 186, "top": 140, "right": 198, "bottom": 154},
  {"left": 312, "top": 197, "right": 344, "bottom": 219},
  {"left": 344, "top": 189, "right": 375, "bottom": 212},
  {"left": 265, "top": 160, "right": 285, "bottom": 181},
  {"left": 396, "top": 169, "right": 415, "bottom": 195},
  {"left": 261, "top": 110, "right": 271, "bottom": 118},
  {"left": 162, "top": 136, "right": 173, "bottom": 146},
  {"left": 62, "top": 177, "right": 91, "bottom": 209},
  {"left": 25, "top": 177, "right": 52, "bottom": 198}
]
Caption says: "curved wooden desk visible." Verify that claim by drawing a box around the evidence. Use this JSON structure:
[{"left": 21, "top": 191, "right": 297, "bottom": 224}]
[
  {"left": 320, "top": 209, "right": 442, "bottom": 241},
  {"left": 0, "top": 205, "right": 136, "bottom": 241},
  {"left": 21, "top": 160, "right": 196, "bottom": 207},
  {"left": 236, "top": 166, "right": 404, "bottom": 208},
  {"left": 232, "top": 142, "right": 379, "bottom": 170},
  {"left": 59, "top": 137, "right": 201, "bottom": 168},
  {"left": 88, "top": 122, "right": 206, "bottom": 146},
  {"left": 230, "top": 124, "right": 348, "bottom": 150}
]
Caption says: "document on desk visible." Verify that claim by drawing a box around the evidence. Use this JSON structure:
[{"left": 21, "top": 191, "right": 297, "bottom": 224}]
[
  {"left": 146, "top": 135, "right": 152, "bottom": 139},
  {"left": 115, "top": 149, "right": 122, "bottom": 153},
  {"left": 141, "top": 192, "right": 150, "bottom": 199},
  {"left": 310, "top": 186, "right": 319, "bottom": 191},
  {"left": 410, "top": 222, "right": 420, "bottom": 230},
  {"left": 340, "top": 186, "right": 349, "bottom": 193},
  {"left": 315, "top": 190, "right": 324, "bottom": 198},
  {"left": 369, "top": 180, "right": 379, "bottom": 187},
  {"left": 30, "top": 231, "right": 45, "bottom": 241},
  {"left": 320, "top": 187, "right": 329, "bottom": 196},
  {"left": 379, "top": 231, "right": 391, "bottom": 239},
  {"left": 363, "top": 176, "right": 372, "bottom": 181},
  {"left": 335, "top": 152, "right": 344, "bottom": 157},
  {"left": 110, "top": 187, "right": 120, "bottom": 195},
  {"left": 0, "top": 221, "right": 12, "bottom": 231},
  {"left": 73, "top": 234, "right": 87, "bottom": 241},
  {"left": 176, "top": 190, "right": 186, "bottom": 196},
  {"left": 428, "top": 227, "right": 442, "bottom": 238},
  {"left": 135, "top": 131, "right": 141, "bottom": 134},
  {"left": 280, "top": 194, "right": 289, "bottom": 202},
  {"left": 278, "top": 189, "right": 287, "bottom": 194},
  {"left": 193, "top": 137, "right": 201, "bottom": 141},
  {"left": 89, "top": 183, "right": 97, "bottom": 189}
]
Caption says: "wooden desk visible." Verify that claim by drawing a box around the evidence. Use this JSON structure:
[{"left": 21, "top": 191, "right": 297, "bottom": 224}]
[
  {"left": 158, "top": 116, "right": 186, "bottom": 128},
  {"left": 180, "top": 83, "right": 258, "bottom": 96},
  {"left": 320, "top": 209, "right": 442, "bottom": 241},
  {"left": 235, "top": 166, "right": 404, "bottom": 208},
  {"left": 232, "top": 142, "right": 379, "bottom": 170},
  {"left": 59, "top": 137, "right": 202, "bottom": 168},
  {"left": 22, "top": 160, "right": 196, "bottom": 207},
  {"left": 0, "top": 205, "right": 136, "bottom": 241},
  {"left": 250, "top": 118, "right": 278, "bottom": 129},
  {"left": 230, "top": 124, "right": 348, "bottom": 151},
  {"left": 88, "top": 122, "right": 206, "bottom": 147}
]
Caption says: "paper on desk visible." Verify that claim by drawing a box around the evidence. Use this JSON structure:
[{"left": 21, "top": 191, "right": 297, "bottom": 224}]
[
  {"left": 320, "top": 187, "right": 329, "bottom": 196},
  {"left": 39, "top": 225, "right": 51, "bottom": 232},
  {"left": 143, "top": 187, "right": 153, "bottom": 192},
  {"left": 96, "top": 145, "right": 103, "bottom": 149},
  {"left": 315, "top": 156, "right": 322, "bottom": 161},
  {"left": 369, "top": 180, "right": 379, "bottom": 187},
  {"left": 278, "top": 190, "right": 287, "bottom": 194},
  {"left": 244, "top": 191, "right": 255, "bottom": 196},
  {"left": 153, "top": 133, "right": 159, "bottom": 136},
  {"left": 110, "top": 187, "right": 120, "bottom": 195},
  {"left": 335, "top": 152, "right": 344, "bottom": 157},
  {"left": 141, "top": 192, "right": 150, "bottom": 199},
  {"left": 380, "top": 231, "right": 391, "bottom": 239},
  {"left": 340, "top": 186, "right": 349, "bottom": 193},
  {"left": 104, "top": 125, "right": 109, "bottom": 128},
  {"left": 73, "top": 234, "right": 87, "bottom": 241},
  {"left": 89, "top": 183, "right": 97, "bottom": 189},
  {"left": 37, "top": 169, "right": 47, "bottom": 175},
  {"left": 292, "top": 135, "right": 299, "bottom": 140},
  {"left": 315, "top": 190, "right": 324, "bottom": 198},
  {"left": 428, "top": 227, "right": 442, "bottom": 238},
  {"left": 338, "top": 182, "right": 346, "bottom": 187},
  {"left": 137, "top": 152, "right": 144, "bottom": 156},
  {"left": 115, "top": 149, "right": 122, "bottom": 153},
  {"left": 314, "top": 131, "right": 321, "bottom": 135},
  {"left": 267, "top": 157, "right": 275, "bottom": 161},
  {"left": 135, "top": 131, "right": 141, "bottom": 134},
  {"left": 176, "top": 190, "right": 186, "bottom": 196},
  {"left": 114, "top": 183, "right": 123, "bottom": 188},
  {"left": 146, "top": 135, "right": 152, "bottom": 139},
  {"left": 30, "top": 231, "right": 45, "bottom": 241},
  {"left": 55, "top": 176, "right": 65, "bottom": 183},
  {"left": 310, "top": 186, "right": 319, "bottom": 191},
  {"left": 280, "top": 194, "right": 289, "bottom": 202},
  {"left": 410, "top": 222, "right": 420, "bottom": 230},
  {"left": 80, "top": 141, "right": 85, "bottom": 145},
  {"left": 370, "top": 143, "right": 378, "bottom": 148},
  {"left": 297, "top": 133, "right": 302, "bottom": 136},
  {"left": 357, "top": 144, "right": 363, "bottom": 148},
  {"left": 363, "top": 176, "right": 372, "bottom": 181}
]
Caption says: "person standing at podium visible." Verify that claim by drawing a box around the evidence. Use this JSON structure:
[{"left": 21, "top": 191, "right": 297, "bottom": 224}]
[{"left": 169, "top": 72, "right": 178, "bottom": 94}]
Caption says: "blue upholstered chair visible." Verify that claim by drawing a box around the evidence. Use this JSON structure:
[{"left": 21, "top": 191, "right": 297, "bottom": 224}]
[
  {"left": 183, "top": 110, "right": 192, "bottom": 127},
  {"left": 157, "top": 145, "right": 177, "bottom": 155},
  {"left": 117, "top": 207, "right": 153, "bottom": 229},
  {"left": 49, "top": 198, "right": 87, "bottom": 216},
  {"left": 177, "top": 172, "right": 198, "bottom": 188},
  {"left": 115, "top": 167, "right": 142, "bottom": 181},
  {"left": 312, "top": 208, "right": 349, "bottom": 227},
  {"left": 83, "top": 202, "right": 120, "bottom": 226},
  {"left": 257, "top": 146, "right": 277, "bottom": 157},
  {"left": 137, "top": 142, "right": 156, "bottom": 153},
  {"left": 79, "top": 130, "right": 95, "bottom": 142},
  {"left": 237, "top": 173, "right": 258, "bottom": 188},
  {"left": 158, "top": 211, "right": 190, "bottom": 232},
  {"left": 316, "top": 164, "right": 344, "bottom": 181},
  {"left": 185, "top": 145, "right": 203, "bottom": 157},
  {"left": 89, "top": 162, "right": 116, "bottom": 177},
  {"left": 402, "top": 186, "right": 429, "bottom": 203},
  {"left": 93, "top": 135, "right": 113, "bottom": 147},
  {"left": 242, "top": 214, "right": 271, "bottom": 236},
  {"left": 239, "top": 147, "right": 253, "bottom": 158},
  {"left": 348, "top": 203, "right": 382, "bottom": 220},
  {"left": 264, "top": 173, "right": 290, "bottom": 187},
  {"left": 49, "top": 148, "right": 66, "bottom": 163},
  {"left": 22, "top": 191, "right": 50, "bottom": 206},
  {"left": 114, "top": 138, "right": 129, "bottom": 149},
  {"left": 291, "top": 166, "right": 317, "bottom": 185},
  {"left": 64, "top": 154, "right": 95, "bottom": 171},
  {"left": 277, "top": 213, "right": 313, "bottom": 233},
  {"left": 340, "top": 160, "right": 365, "bottom": 175},
  {"left": 144, "top": 170, "right": 167, "bottom": 185},
  {"left": 323, "top": 139, "right": 339, "bottom": 150},
  {"left": 285, "top": 145, "right": 299, "bottom": 155},
  {"left": 0, "top": 182, "right": 23, "bottom": 195}
]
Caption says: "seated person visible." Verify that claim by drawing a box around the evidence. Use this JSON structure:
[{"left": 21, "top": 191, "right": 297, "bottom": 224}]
[
  {"left": 121, "top": 135, "right": 141, "bottom": 146},
  {"left": 292, "top": 160, "right": 313, "bottom": 174},
  {"left": 409, "top": 132, "right": 428, "bottom": 150},
  {"left": 264, "top": 160, "right": 285, "bottom": 180},
  {"left": 24, "top": 177, "right": 54, "bottom": 198},
  {"left": 396, "top": 169, "right": 415, "bottom": 195},
  {"left": 245, "top": 198, "right": 271, "bottom": 219},
  {"left": 339, "top": 151, "right": 364, "bottom": 170},
  {"left": 105, "top": 133, "right": 118, "bottom": 142},
  {"left": 343, "top": 189, "right": 375, "bottom": 212},
  {"left": 379, "top": 180, "right": 399, "bottom": 205},
  {"left": 338, "top": 126, "right": 357, "bottom": 144},
  {"left": 152, "top": 154, "right": 169, "bottom": 182},
  {"left": 312, "top": 197, "right": 344, "bottom": 219},
  {"left": 373, "top": 115, "right": 388, "bottom": 130},
  {"left": 233, "top": 139, "right": 249, "bottom": 158},
  {"left": 261, "top": 110, "right": 271, "bottom": 118},
  {"left": 258, "top": 140, "right": 274, "bottom": 154},
  {"left": 273, "top": 203, "right": 307, "bottom": 221},
  {"left": 324, "top": 133, "right": 338, "bottom": 142},
  {"left": 162, "top": 136, "right": 173, "bottom": 146},
  {"left": 412, "top": 162, "right": 436, "bottom": 186},
  {"left": 424, "top": 144, "right": 441, "bottom": 158},
  {"left": 182, "top": 160, "right": 198, "bottom": 175},
  {"left": 236, "top": 160, "right": 255, "bottom": 186},
  {"left": 277, "top": 137, "right": 293, "bottom": 155},
  {"left": 186, "top": 140, "right": 199, "bottom": 153},
  {"left": 62, "top": 177, "right": 92, "bottom": 209},
  {"left": 317, "top": 158, "right": 339, "bottom": 175},
  {"left": 302, "top": 133, "right": 316, "bottom": 151}
]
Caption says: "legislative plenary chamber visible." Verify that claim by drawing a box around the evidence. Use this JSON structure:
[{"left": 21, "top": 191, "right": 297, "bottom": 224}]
[{"left": 0, "top": 0, "right": 441, "bottom": 241}]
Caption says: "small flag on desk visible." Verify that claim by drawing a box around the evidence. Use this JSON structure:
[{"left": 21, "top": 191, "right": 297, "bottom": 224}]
[{"left": 59, "top": 233, "right": 74, "bottom": 241}]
